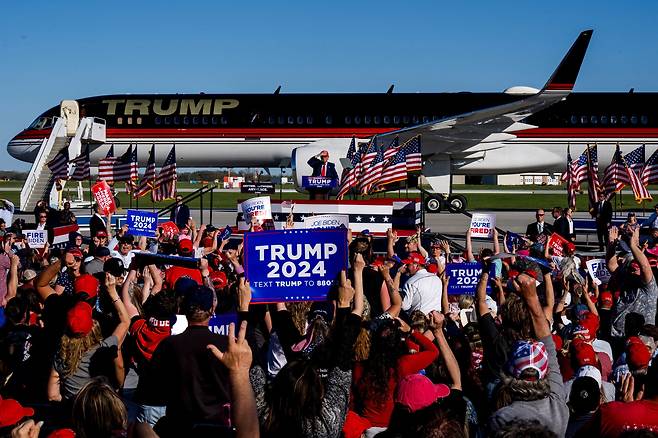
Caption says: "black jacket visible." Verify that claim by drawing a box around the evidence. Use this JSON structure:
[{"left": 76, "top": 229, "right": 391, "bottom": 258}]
[
  {"left": 525, "top": 221, "right": 553, "bottom": 242},
  {"left": 170, "top": 204, "right": 191, "bottom": 229},
  {"left": 591, "top": 199, "right": 613, "bottom": 225},
  {"left": 554, "top": 216, "right": 576, "bottom": 241},
  {"left": 89, "top": 214, "right": 106, "bottom": 238},
  {"left": 307, "top": 157, "right": 339, "bottom": 180}
]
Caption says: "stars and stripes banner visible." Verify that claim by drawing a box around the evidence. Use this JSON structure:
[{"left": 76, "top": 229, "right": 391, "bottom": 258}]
[
  {"left": 627, "top": 144, "right": 645, "bottom": 173},
  {"left": 134, "top": 145, "right": 156, "bottom": 198},
  {"left": 152, "top": 146, "right": 177, "bottom": 202},
  {"left": 565, "top": 147, "right": 577, "bottom": 209},
  {"left": 641, "top": 147, "right": 658, "bottom": 186},
  {"left": 360, "top": 144, "right": 385, "bottom": 194},
  {"left": 585, "top": 144, "right": 601, "bottom": 206},
  {"left": 336, "top": 137, "right": 358, "bottom": 200},
  {"left": 623, "top": 147, "right": 652, "bottom": 202},
  {"left": 47, "top": 147, "right": 69, "bottom": 180},
  {"left": 98, "top": 145, "right": 138, "bottom": 184},
  {"left": 403, "top": 135, "right": 422, "bottom": 173},
  {"left": 376, "top": 141, "right": 409, "bottom": 188},
  {"left": 68, "top": 146, "right": 90, "bottom": 181},
  {"left": 602, "top": 145, "right": 628, "bottom": 197},
  {"left": 383, "top": 136, "right": 400, "bottom": 161}
]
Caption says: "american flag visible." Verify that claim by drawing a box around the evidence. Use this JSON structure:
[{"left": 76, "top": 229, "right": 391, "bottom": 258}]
[
  {"left": 622, "top": 146, "right": 652, "bottom": 202},
  {"left": 561, "top": 147, "right": 588, "bottom": 188},
  {"left": 565, "top": 148, "right": 577, "bottom": 209},
  {"left": 47, "top": 147, "right": 69, "bottom": 180},
  {"left": 585, "top": 144, "right": 601, "bottom": 205},
  {"left": 383, "top": 136, "right": 400, "bottom": 162},
  {"left": 602, "top": 145, "right": 628, "bottom": 197},
  {"left": 359, "top": 138, "right": 379, "bottom": 172},
  {"left": 360, "top": 145, "right": 385, "bottom": 194},
  {"left": 98, "top": 145, "right": 138, "bottom": 184},
  {"left": 134, "top": 145, "right": 156, "bottom": 198},
  {"left": 68, "top": 146, "right": 90, "bottom": 181},
  {"left": 152, "top": 146, "right": 177, "bottom": 202},
  {"left": 641, "top": 147, "right": 658, "bottom": 186},
  {"left": 402, "top": 135, "right": 422, "bottom": 172},
  {"left": 336, "top": 137, "right": 357, "bottom": 200},
  {"left": 376, "top": 142, "right": 409, "bottom": 188}
]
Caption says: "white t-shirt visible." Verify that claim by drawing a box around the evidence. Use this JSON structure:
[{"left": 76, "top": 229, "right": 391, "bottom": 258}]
[{"left": 401, "top": 268, "right": 443, "bottom": 314}]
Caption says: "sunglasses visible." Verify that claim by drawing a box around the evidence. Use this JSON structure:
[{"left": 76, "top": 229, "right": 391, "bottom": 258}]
[{"left": 537, "top": 213, "right": 545, "bottom": 216}]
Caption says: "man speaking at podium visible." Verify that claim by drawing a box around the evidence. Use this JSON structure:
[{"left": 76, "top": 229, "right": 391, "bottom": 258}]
[{"left": 307, "top": 150, "right": 338, "bottom": 200}]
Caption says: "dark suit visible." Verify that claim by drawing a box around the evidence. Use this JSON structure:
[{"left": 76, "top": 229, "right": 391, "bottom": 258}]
[
  {"left": 307, "top": 157, "right": 338, "bottom": 200},
  {"left": 170, "top": 204, "right": 191, "bottom": 229},
  {"left": 554, "top": 216, "right": 576, "bottom": 242},
  {"left": 591, "top": 199, "right": 613, "bottom": 250},
  {"left": 525, "top": 221, "right": 553, "bottom": 242},
  {"left": 89, "top": 214, "right": 106, "bottom": 238}
]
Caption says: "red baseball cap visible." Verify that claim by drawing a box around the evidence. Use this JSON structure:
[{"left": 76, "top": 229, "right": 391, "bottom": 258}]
[
  {"left": 66, "top": 247, "right": 83, "bottom": 259},
  {"left": 95, "top": 230, "right": 108, "bottom": 238},
  {"left": 426, "top": 263, "right": 439, "bottom": 274},
  {"left": 402, "top": 252, "right": 426, "bottom": 265},
  {"left": 570, "top": 338, "right": 597, "bottom": 367},
  {"left": 74, "top": 274, "right": 99, "bottom": 299},
  {"left": 67, "top": 301, "right": 94, "bottom": 337},
  {"left": 47, "top": 429, "right": 76, "bottom": 438},
  {"left": 395, "top": 374, "right": 450, "bottom": 412},
  {"left": 574, "top": 312, "right": 600, "bottom": 341},
  {"left": 599, "top": 291, "right": 614, "bottom": 309},
  {"left": 178, "top": 238, "right": 194, "bottom": 256},
  {"left": 627, "top": 336, "right": 651, "bottom": 370},
  {"left": 210, "top": 270, "right": 228, "bottom": 289},
  {"left": 0, "top": 397, "right": 35, "bottom": 428}
]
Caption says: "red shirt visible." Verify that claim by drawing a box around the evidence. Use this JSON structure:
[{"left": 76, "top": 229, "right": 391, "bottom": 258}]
[
  {"left": 350, "top": 331, "right": 439, "bottom": 427},
  {"left": 595, "top": 400, "right": 658, "bottom": 437}
]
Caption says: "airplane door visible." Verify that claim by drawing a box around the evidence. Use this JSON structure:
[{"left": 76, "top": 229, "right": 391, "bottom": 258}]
[{"left": 60, "top": 100, "right": 79, "bottom": 136}]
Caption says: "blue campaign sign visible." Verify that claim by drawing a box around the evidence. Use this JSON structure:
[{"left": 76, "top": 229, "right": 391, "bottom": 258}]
[
  {"left": 446, "top": 262, "right": 491, "bottom": 295},
  {"left": 220, "top": 225, "right": 232, "bottom": 241},
  {"left": 208, "top": 312, "right": 238, "bottom": 336},
  {"left": 126, "top": 210, "right": 159, "bottom": 237},
  {"left": 302, "top": 176, "right": 338, "bottom": 190},
  {"left": 244, "top": 229, "right": 348, "bottom": 303}
]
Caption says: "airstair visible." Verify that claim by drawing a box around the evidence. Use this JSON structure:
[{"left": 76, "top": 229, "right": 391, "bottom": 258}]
[{"left": 20, "top": 111, "right": 106, "bottom": 212}]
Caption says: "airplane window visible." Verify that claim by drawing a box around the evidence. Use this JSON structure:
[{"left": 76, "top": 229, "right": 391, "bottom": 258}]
[
  {"left": 393, "top": 116, "right": 400, "bottom": 124},
  {"left": 127, "top": 118, "right": 133, "bottom": 125},
  {"left": 117, "top": 117, "right": 123, "bottom": 125},
  {"left": 600, "top": 115, "right": 608, "bottom": 125},
  {"left": 192, "top": 116, "right": 200, "bottom": 125},
  {"left": 354, "top": 116, "right": 361, "bottom": 125},
  {"left": 570, "top": 115, "right": 577, "bottom": 125},
  {"left": 413, "top": 116, "right": 420, "bottom": 124},
  {"left": 403, "top": 116, "right": 410, "bottom": 124},
  {"left": 580, "top": 116, "right": 588, "bottom": 124},
  {"left": 364, "top": 115, "right": 371, "bottom": 125},
  {"left": 173, "top": 116, "right": 181, "bottom": 125},
  {"left": 202, "top": 116, "right": 209, "bottom": 125},
  {"left": 306, "top": 116, "right": 313, "bottom": 124},
  {"left": 590, "top": 116, "right": 598, "bottom": 125},
  {"left": 164, "top": 117, "right": 171, "bottom": 125},
  {"left": 621, "top": 115, "right": 628, "bottom": 125},
  {"left": 374, "top": 116, "right": 381, "bottom": 125},
  {"left": 288, "top": 116, "right": 295, "bottom": 125},
  {"left": 211, "top": 116, "right": 218, "bottom": 125},
  {"left": 325, "top": 115, "right": 333, "bottom": 125},
  {"left": 183, "top": 117, "right": 190, "bottom": 125},
  {"left": 610, "top": 115, "right": 618, "bottom": 124},
  {"left": 631, "top": 115, "right": 638, "bottom": 125},
  {"left": 641, "top": 115, "right": 649, "bottom": 125},
  {"left": 297, "top": 116, "right": 304, "bottom": 124},
  {"left": 278, "top": 116, "right": 285, "bottom": 125},
  {"left": 344, "top": 116, "right": 352, "bottom": 124},
  {"left": 137, "top": 117, "right": 143, "bottom": 125},
  {"left": 268, "top": 116, "right": 275, "bottom": 125},
  {"left": 422, "top": 116, "right": 430, "bottom": 123},
  {"left": 383, "top": 116, "right": 391, "bottom": 124},
  {"left": 155, "top": 117, "right": 161, "bottom": 125},
  {"left": 221, "top": 116, "right": 228, "bottom": 125}
]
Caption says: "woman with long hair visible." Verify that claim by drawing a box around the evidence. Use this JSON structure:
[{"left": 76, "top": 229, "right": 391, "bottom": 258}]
[{"left": 72, "top": 377, "right": 128, "bottom": 438}]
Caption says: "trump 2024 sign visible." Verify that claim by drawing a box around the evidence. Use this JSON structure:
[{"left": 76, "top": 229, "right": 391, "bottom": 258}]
[{"left": 243, "top": 229, "right": 348, "bottom": 303}]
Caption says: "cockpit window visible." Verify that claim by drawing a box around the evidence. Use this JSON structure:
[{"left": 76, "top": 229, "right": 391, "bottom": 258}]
[{"left": 28, "top": 116, "right": 54, "bottom": 130}]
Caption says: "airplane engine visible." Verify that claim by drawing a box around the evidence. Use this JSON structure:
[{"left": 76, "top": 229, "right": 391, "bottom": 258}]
[{"left": 291, "top": 138, "right": 356, "bottom": 190}]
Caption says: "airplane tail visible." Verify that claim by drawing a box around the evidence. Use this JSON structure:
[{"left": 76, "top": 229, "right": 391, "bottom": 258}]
[{"left": 542, "top": 29, "right": 593, "bottom": 92}]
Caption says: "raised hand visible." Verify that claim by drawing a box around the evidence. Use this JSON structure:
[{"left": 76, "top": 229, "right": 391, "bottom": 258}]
[{"left": 207, "top": 321, "right": 252, "bottom": 375}]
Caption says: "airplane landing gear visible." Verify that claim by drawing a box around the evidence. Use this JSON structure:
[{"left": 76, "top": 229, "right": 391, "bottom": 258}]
[
  {"left": 422, "top": 193, "right": 468, "bottom": 214},
  {"left": 447, "top": 194, "right": 467, "bottom": 213}
]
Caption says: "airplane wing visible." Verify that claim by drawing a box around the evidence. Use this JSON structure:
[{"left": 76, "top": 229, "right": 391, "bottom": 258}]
[{"left": 374, "top": 30, "right": 593, "bottom": 156}]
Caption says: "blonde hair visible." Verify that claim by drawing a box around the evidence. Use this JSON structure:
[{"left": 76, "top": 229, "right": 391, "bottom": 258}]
[
  {"left": 354, "top": 327, "right": 372, "bottom": 361},
  {"left": 57, "top": 320, "right": 103, "bottom": 377},
  {"left": 287, "top": 301, "right": 313, "bottom": 335},
  {"left": 73, "top": 378, "right": 127, "bottom": 438}
]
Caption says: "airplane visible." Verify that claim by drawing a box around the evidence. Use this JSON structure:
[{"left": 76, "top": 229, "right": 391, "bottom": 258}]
[{"left": 8, "top": 29, "right": 658, "bottom": 212}]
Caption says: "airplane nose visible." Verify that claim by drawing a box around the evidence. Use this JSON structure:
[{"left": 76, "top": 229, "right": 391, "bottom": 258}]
[{"left": 7, "top": 134, "right": 41, "bottom": 162}]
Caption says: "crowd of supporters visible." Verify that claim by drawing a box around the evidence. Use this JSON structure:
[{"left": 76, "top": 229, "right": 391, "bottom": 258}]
[{"left": 2, "top": 201, "right": 658, "bottom": 438}]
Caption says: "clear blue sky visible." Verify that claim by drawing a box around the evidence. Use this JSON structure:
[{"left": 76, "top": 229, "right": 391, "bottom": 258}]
[{"left": 1, "top": 0, "right": 657, "bottom": 170}]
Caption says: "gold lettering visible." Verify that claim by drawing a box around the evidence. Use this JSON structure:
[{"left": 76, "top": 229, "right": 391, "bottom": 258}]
[
  {"left": 213, "top": 99, "right": 239, "bottom": 115},
  {"left": 103, "top": 99, "right": 125, "bottom": 116},
  {"left": 153, "top": 99, "right": 179, "bottom": 116},
  {"left": 180, "top": 99, "right": 212, "bottom": 115},
  {"left": 124, "top": 100, "right": 151, "bottom": 116}
]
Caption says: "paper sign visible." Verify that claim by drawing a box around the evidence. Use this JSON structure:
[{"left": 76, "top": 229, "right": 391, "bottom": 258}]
[
  {"left": 159, "top": 221, "right": 179, "bottom": 236},
  {"left": 208, "top": 312, "right": 239, "bottom": 336},
  {"left": 302, "top": 176, "right": 337, "bottom": 190},
  {"left": 446, "top": 262, "right": 491, "bottom": 295},
  {"left": 241, "top": 196, "right": 272, "bottom": 224},
  {"left": 469, "top": 213, "right": 495, "bottom": 238},
  {"left": 303, "top": 214, "right": 349, "bottom": 230},
  {"left": 548, "top": 233, "right": 575, "bottom": 257},
  {"left": 244, "top": 229, "right": 348, "bottom": 303},
  {"left": 586, "top": 258, "right": 611, "bottom": 286},
  {"left": 92, "top": 181, "right": 116, "bottom": 215},
  {"left": 24, "top": 229, "right": 47, "bottom": 249},
  {"left": 505, "top": 232, "right": 524, "bottom": 250},
  {"left": 220, "top": 225, "right": 232, "bottom": 241},
  {"left": 126, "top": 210, "right": 158, "bottom": 237}
]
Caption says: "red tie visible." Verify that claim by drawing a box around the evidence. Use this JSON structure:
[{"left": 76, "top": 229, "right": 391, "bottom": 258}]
[{"left": 321, "top": 164, "right": 326, "bottom": 177}]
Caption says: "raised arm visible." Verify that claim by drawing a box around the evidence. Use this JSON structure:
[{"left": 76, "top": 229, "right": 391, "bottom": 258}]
[
  {"left": 386, "top": 228, "right": 397, "bottom": 259},
  {"left": 416, "top": 227, "right": 428, "bottom": 258},
  {"left": 440, "top": 270, "right": 450, "bottom": 315},
  {"left": 35, "top": 259, "right": 61, "bottom": 302},
  {"left": 629, "top": 227, "right": 653, "bottom": 284},
  {"left": 606, "top": 226, "right": 620, "bottom": 273},
  {"left": 543, "top": 270, "right": 555, "bottom": 323},
  {"left": 430, "top": 311, "right": 462, "bottom": 390},
  {"left": 6, "top": 253, "right": 19, "bottom": 303},
  {"left": 493, "top": 229, "right": 500, "bottom": 254},
  {"left": 379, "top": 264, "right": 402, "bottom": 317},
  {"left": 351, "top": 254, "right": 365, "bottom": 317},
  {"left": 516, "top": 273, "right": 550, "bottom": 339},
  {"left": 121, "top": 268, "right": 140, "bottom": 319},
  {"left": 475, "top": 267, "right": 490, "bottom": 317},
  {"left": 105, "top": 273, "right": 131, "bottom": 346},
  {"left": 465, "top": 229, "right": 475, "bottom": 263}
]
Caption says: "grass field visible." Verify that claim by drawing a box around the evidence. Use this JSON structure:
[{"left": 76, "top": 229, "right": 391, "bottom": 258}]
[{"left": 1, "top": 181, "right": 655, "bottom": 212}]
